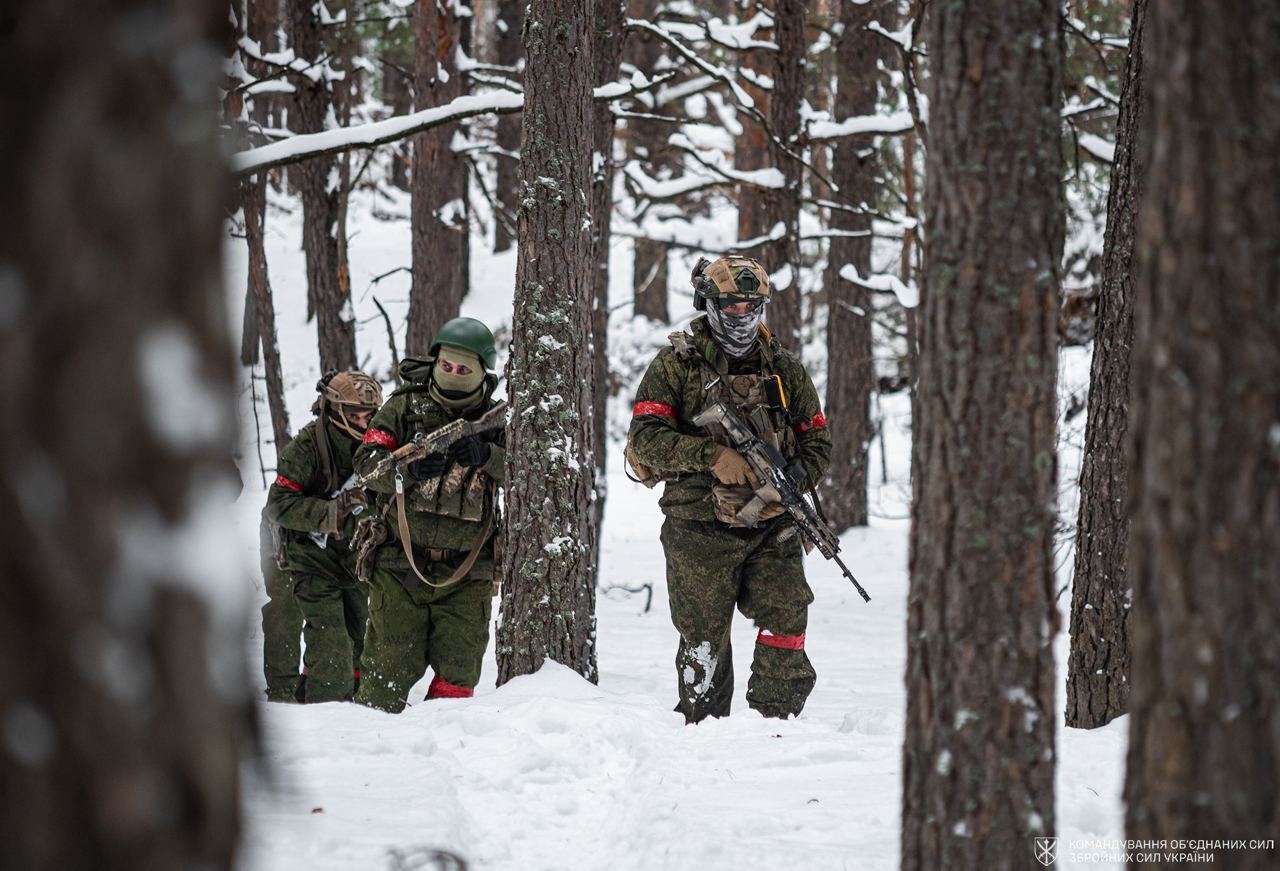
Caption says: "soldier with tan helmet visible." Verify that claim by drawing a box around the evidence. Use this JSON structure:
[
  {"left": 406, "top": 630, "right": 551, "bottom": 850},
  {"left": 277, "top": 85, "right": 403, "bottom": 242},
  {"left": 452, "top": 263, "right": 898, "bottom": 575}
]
[
  {"left": 626, "top": 255, "right": 832, "bottom": 723},
  {"left": 265, "top": 370, "right": 384, "bottom": 703}
]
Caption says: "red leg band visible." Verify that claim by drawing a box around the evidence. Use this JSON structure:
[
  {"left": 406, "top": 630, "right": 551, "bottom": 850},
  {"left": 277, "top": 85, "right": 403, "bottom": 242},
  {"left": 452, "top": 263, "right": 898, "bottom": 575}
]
[
  {"left": 427, "top": 675, "right": 475, "bottom": 699},
  {"left": 756, "top": 630, "right": 806, "bottom": 650}
]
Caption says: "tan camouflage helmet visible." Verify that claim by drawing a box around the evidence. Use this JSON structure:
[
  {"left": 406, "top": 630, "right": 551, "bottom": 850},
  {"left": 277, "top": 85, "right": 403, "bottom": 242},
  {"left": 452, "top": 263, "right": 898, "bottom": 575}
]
[
  {"left": 322, "top": 371, "right": 383, "bottom": 438},
  {"left": 693, "top": 255, "right": 771, "bottom": 308}
]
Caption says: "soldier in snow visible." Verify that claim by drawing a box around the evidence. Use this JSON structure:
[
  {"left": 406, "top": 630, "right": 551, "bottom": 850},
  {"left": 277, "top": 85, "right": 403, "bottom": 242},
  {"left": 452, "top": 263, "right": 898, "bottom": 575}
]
[
  {"left": 265, "top": 370, "right": 384, "bottom": 703},
  {"left": 626, "top": 256, "right": 832, "bottom": 723},
  {"left": 352, "top": 317, "right": 506, "bottom": 712}
]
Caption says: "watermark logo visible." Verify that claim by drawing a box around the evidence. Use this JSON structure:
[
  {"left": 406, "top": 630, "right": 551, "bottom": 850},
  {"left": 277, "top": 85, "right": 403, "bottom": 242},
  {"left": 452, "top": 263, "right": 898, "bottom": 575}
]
[{"left": 1035, "top": 837, "right": 1058, "bottom": 866}]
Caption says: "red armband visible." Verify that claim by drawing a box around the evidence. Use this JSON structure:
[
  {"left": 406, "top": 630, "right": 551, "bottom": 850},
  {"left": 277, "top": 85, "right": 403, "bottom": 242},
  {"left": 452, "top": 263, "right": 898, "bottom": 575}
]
[
  {"left": 756, "top": 630, "right": 806, "bottom": 650},
  {"left": 274, "top": 475, "right": 304, "bottom": 493},
  {"left": 362, "top": 427, "right": 399, "bottom": 450},
  {"left": 792, "top": 412, "right": 827, "bottom": 434},
  {"left": 633, "top": 401, "right": 675, "bottom": 419}
]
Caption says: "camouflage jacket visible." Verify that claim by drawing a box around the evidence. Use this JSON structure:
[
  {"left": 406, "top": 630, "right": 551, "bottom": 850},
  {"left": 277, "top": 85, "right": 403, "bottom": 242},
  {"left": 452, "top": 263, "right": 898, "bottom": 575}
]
[
  {"left": 627, "top": 316, "right": 832, "bottom": 521},
  {"left": 354, "top": 379, "right": 506, "bottom": 559},
  {"left": 265, "top": 417, "right": 361, "bottom": 566}
]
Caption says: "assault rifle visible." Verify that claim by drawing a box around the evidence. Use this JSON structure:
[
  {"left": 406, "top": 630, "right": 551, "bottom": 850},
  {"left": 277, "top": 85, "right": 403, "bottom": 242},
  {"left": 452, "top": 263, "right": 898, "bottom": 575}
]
[
  {"left": 358, "top": 400, "right": 509, "bottom": 487},
  {"left": 693, "top": 400, "right": 871, "bottom": 603}
]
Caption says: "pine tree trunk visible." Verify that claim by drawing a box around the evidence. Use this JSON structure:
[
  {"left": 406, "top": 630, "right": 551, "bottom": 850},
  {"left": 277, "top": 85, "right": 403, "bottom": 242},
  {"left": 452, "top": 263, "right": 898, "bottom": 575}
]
[
  {"left": 901, "top": 2, "right": 1064, "bottom": 867},
  {"left": 493, "top": 0, "right": 524, "bottom": 252},
  {"left": 760, "top": 0, "right": 804, "bottom": 350},
  {"left": 243, "top": 176, "right": 293, "bottom": 456},
  {"left": 819, "top": 0, "right": 884, "bottom": 532},
  {"left": 629, "top": 0, "right": 670, "bottom": 322},
  {"left": 1065, "top": 0, "right": 1147, "bottom": 731},
  {"left": 1124, "top": 2, "right": 1280, "bottom": 859},
  {"left": 0, "top": 1, "right": 248, "bottom": 866},
  {"left": 289, "top": 0, "right": 357, "bottom": 372},
  {"left": 497, "top": 0, "right": 599, "bottom": 685},
  {"left": 406, "top": 0, "right": 472, "bottom": 356}
]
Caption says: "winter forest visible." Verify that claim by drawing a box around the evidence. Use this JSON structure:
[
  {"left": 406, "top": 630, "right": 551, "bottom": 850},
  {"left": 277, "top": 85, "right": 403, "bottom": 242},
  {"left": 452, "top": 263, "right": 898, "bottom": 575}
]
[{"left": 2, "top": 0, "right": 1278, "bottom": 869}]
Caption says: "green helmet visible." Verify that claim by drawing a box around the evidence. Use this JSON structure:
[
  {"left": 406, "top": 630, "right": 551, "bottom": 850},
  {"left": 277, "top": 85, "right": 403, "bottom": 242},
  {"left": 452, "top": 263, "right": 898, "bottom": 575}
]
[
  {"left": 691, "top": 255, "right": 772, "bottom": 310},
  {"left": 429, "top": 317, "right": 498, "bottom": 371}
]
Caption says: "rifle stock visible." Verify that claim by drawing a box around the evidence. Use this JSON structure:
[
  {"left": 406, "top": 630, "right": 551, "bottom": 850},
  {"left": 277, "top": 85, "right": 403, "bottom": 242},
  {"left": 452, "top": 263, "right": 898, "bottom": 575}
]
[{"left": 693, "top": 401, "right": 871, "bottom": 603}]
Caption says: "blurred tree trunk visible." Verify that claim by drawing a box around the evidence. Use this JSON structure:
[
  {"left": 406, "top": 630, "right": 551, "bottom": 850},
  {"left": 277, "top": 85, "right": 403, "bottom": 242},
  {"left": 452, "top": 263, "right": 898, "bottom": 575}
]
[
  {"left": 497, "top": 0, "right": 600, "bottom": 686},
  {"left": 1124, "top": 1, "right": 1280, "bottom": 857},
  {"left": 901, "top": 1, "right": 1063, "bottom": 867},
  {"left": 819, "top": 0, "right": 884, "bottom": 531},
  {"left": 628, "top": 0, "right": 671, "bottom": 322},
  {"left": 1065, "top": 0, "right": 1147, "bottom": 731},
  {"left": 382, "top": 40, "right": 414, "bottom": 191},
  {"left": 0, "top": 1, "right": 249, "bottom": 867},
  {"left": 759, "top": 0, "right": 804, "bottom": 349},
  {"left": 289, "top": 0, "right": 357, "bottom": 371},
  {"left": 243, "top": 176, "right": 293, "bottom": 456},
  {"left": 406, "top": 0, "right": 471, "bottom": 356},
  {"left": 734, "top": 11, "right": 772, "bottom": 266},
  {"left": 493, "top": 0, "right": 524, "bottom": 252}
]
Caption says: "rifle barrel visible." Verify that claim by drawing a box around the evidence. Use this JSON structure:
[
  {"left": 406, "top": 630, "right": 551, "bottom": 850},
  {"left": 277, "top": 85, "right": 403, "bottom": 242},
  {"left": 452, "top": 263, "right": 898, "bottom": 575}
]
[{"left": 833, "top": 552, "right": 871, "bottom": 603}]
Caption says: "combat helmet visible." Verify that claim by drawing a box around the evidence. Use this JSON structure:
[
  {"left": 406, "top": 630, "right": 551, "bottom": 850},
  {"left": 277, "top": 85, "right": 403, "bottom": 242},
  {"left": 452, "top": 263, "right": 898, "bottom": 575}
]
[
  {"left": 429, "top": 317, "right": 498, "bottom": 372},
  {"left": 691, "top": 255, "right": 771, "bottom": 311},
  {"left": 316, "top": 370, "right": 383, "bottom": 439}
]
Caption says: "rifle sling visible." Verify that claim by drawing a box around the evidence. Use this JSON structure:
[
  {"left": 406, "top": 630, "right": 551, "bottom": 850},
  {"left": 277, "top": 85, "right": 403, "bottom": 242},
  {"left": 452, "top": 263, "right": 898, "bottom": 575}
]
[{"left": 394, "top": 480, "right": 492, "bottom": 589}]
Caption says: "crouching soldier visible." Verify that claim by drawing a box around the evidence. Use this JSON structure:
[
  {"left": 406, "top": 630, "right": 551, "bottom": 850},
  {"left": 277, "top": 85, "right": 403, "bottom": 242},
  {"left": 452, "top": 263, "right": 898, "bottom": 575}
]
[
  {"left": 626, "top": 255, "right": 832, "bottom": 723},
  {"left": 266, "top": 370, "right": 384, "bottom": 703},
  {"left": 353, "top": 317, "right": 505, "bottom": 712}
]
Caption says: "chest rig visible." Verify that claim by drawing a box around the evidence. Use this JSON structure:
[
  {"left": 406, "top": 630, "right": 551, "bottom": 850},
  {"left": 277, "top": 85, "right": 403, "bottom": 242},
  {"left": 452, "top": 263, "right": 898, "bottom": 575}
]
[{"left": 404, "top": 392, "right": 494, "bottom": 524}]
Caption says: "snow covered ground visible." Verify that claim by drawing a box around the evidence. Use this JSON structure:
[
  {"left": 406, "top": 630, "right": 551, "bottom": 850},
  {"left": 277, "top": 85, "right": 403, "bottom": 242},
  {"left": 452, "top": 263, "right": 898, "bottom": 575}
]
[{"left": 229, "top": 189, "right": 1126, "bottom": 870}]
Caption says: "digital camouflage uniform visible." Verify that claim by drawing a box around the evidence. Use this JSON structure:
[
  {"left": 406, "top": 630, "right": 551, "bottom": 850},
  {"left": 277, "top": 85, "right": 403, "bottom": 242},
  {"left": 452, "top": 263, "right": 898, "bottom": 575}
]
[
  {"left": 628, "top": 315, "right": 832, "bottom": 722},
  {"left": 266, "top": 417, "right": 368, "bottom": 703},
  {"left": 353, "top": 356, "right": 506, "bottom": 713},
  {"left": 259, "top": 508, "right": 302, "bottom": 701}
]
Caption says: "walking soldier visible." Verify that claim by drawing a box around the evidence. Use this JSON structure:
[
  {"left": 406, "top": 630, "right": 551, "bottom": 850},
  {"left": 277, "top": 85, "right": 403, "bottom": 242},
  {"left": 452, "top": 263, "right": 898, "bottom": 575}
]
[{"left": 626, "top": 256, "right": 832, "bottom": 723}]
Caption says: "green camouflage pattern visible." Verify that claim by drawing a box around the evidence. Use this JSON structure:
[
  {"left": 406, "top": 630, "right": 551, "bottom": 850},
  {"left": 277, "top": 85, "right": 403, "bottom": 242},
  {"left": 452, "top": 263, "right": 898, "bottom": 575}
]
[
  {"left": 259, "top": 511, "right": 302, "bottom": 702},
  {"left": 265, "top": 417, "right": 368, "bottom": 703},
  {"left": 661, "top": 517, "right": 817, "bottom": 722},
  {"left": 355, "top": 563, "right": 493, "bottom": 713},
  {"left": 627, "top": 316, "right": 832, "bottom": 522}
]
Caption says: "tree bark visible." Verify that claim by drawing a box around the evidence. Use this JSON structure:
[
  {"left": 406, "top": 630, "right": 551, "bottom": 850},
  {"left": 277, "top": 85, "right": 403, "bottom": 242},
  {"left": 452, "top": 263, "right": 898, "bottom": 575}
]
[
  {"left": 1124, "top": 1, "right": 1280, "bottom": 860},
  {"left": 288, "top": 0, "right": 357, "bottom": 372},
  {"left": 628, "top": 0, "right": 671, "bottom": 322},
  {"left": 760, "top": 0, "right": 804, "bottom": 350},
  {"left": 406, "top": 0, "right": 472, "bottom": 356},
  {"left": 0, "top": 1, "right": 248, "bottom": 867},
  {"left": 819, "top": 0, "right": 884, "bottom": 532},
  {"left": 901, "top": 2, "right": 1064, "bottom": 868},
  {"left": 497, "top": 0, "right": 600, "bottom": 685},
  {"left": 493, "top": 0, "right": 524, "bottom": 253},
  {"left": 243, "top": 176, "right": 293, "bottom": 457},
  {"left": 1065, "top": 0, "right": 1147, "bottom": 731}
]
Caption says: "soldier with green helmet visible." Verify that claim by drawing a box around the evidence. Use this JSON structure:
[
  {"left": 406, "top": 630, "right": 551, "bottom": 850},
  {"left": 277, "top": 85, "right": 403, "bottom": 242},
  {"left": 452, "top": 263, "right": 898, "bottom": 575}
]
[
  {"left": 352, "top": 317, "right": 506, "bottom": 712},
  {"left": 265, "top": 370, "right": 384, "bottom": 703},
  {"left": 626, "top": 255, "right": 832, "bottom": 723}
]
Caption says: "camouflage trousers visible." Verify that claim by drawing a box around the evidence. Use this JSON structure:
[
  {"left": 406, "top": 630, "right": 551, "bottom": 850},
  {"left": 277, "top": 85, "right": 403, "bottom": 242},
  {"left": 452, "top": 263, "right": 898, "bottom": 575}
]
[
  {"left": 355, "top": 557, "right": 493, "bottom": 714},
  {"left": 293, "top": 565, "right": 368, "bottom": 704},
  {"left": 261, "top": 524, "right": 302, "bottom": 702},
  {"left": 661, "top": 516, "right": 817, "bottom": 723}
]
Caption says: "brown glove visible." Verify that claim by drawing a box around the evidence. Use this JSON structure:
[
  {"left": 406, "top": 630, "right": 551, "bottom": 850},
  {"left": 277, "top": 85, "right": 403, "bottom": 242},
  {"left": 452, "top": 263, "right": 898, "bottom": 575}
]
[
  {"left": 710, "top": 445, "right": 757, "bottom": 487},
  {"left": 323, "top": 488, "right": 368, "bottom": 536},
  {"left": 759, "top": 501, "right": 787, "bottom": 521}
]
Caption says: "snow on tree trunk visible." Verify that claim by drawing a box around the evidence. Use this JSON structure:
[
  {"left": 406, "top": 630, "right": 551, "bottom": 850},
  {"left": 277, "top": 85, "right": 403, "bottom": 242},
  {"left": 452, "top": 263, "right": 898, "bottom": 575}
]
[
  {"left": 628, "top": 0, "right": 671, "bottom": 323},
  {"left": 406, "top": 0, "right": 472, "bottom": 356},
  {"left": 289, "top": 0, "right": 357, "bottom": 372},
  {"left": 901, "top": 1, "right": 1064, "bottom": 867},
  {"left": 1065, "top": 0, "right": 1147, "bottom": 731},
  {"left": 493, "top": 0, "right": 524, "bottom": 253},
  {"left": 819, "top": 0, "right": 885, "bottom": 532},
  {"left": 760, "top": 0, "right": 805, "bottom": 350},
  {"left": 1124, "top": 1, "right": 1280, "bottom": 855},
  {"left": 0, "top": 0, "right": 248, "bottom": 865},
  {"left": 496, "top": 0, "right": 599, "bottom": 686}
]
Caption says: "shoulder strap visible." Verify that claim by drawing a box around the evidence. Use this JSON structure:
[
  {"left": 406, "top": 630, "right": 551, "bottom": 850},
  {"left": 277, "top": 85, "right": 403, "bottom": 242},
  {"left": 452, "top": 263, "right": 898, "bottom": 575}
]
[
  {"left": 668, "top": 330, "right": 697, "bottom": 361},
  {"left": 394, "top": 473, "right": 493, "bottom": 589}
]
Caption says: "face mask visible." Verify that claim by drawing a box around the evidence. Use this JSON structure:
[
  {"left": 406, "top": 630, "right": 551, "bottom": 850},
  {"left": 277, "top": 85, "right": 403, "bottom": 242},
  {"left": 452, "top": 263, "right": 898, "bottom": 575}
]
[
  {"left": 705, "top": 304, "right": 764, "bottom": 358},
  {"left": 430, "top": 347, "right": 487, "bottom": 409}
]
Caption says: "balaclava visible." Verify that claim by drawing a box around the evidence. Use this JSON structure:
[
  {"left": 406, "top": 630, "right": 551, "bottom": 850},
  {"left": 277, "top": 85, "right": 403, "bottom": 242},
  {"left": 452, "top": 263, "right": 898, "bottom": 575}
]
[
  {"left": 429, "top": 345, "right": 487, "bottom": 410},
  {"left": 705, "top": 302, "right": 765, "bottom": 359}
]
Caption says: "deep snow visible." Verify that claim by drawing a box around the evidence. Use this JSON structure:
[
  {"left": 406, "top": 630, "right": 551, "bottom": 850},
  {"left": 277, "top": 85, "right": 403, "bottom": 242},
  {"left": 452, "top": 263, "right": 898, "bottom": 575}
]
[{"left": 229, "top": 185, "right": 1125, "bottom": 871}]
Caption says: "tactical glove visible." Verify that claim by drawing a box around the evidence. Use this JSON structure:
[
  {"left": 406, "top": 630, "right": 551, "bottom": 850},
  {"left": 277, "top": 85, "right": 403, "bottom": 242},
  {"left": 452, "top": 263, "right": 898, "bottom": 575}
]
[
  {"left": 759, "top": 501, "right": 787, "bottom": 521},
  {"left": 334, "top": 487, "right": 368, "bottom": 518},
  {"left": 408, "top": 452, "right": 449, "bottom": 480},
  {"left": 448, "top": 435, "right": 491, "bottom": 468},
  {"left": 710, "top": 444, "right": 757, "bottom": 487}
]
